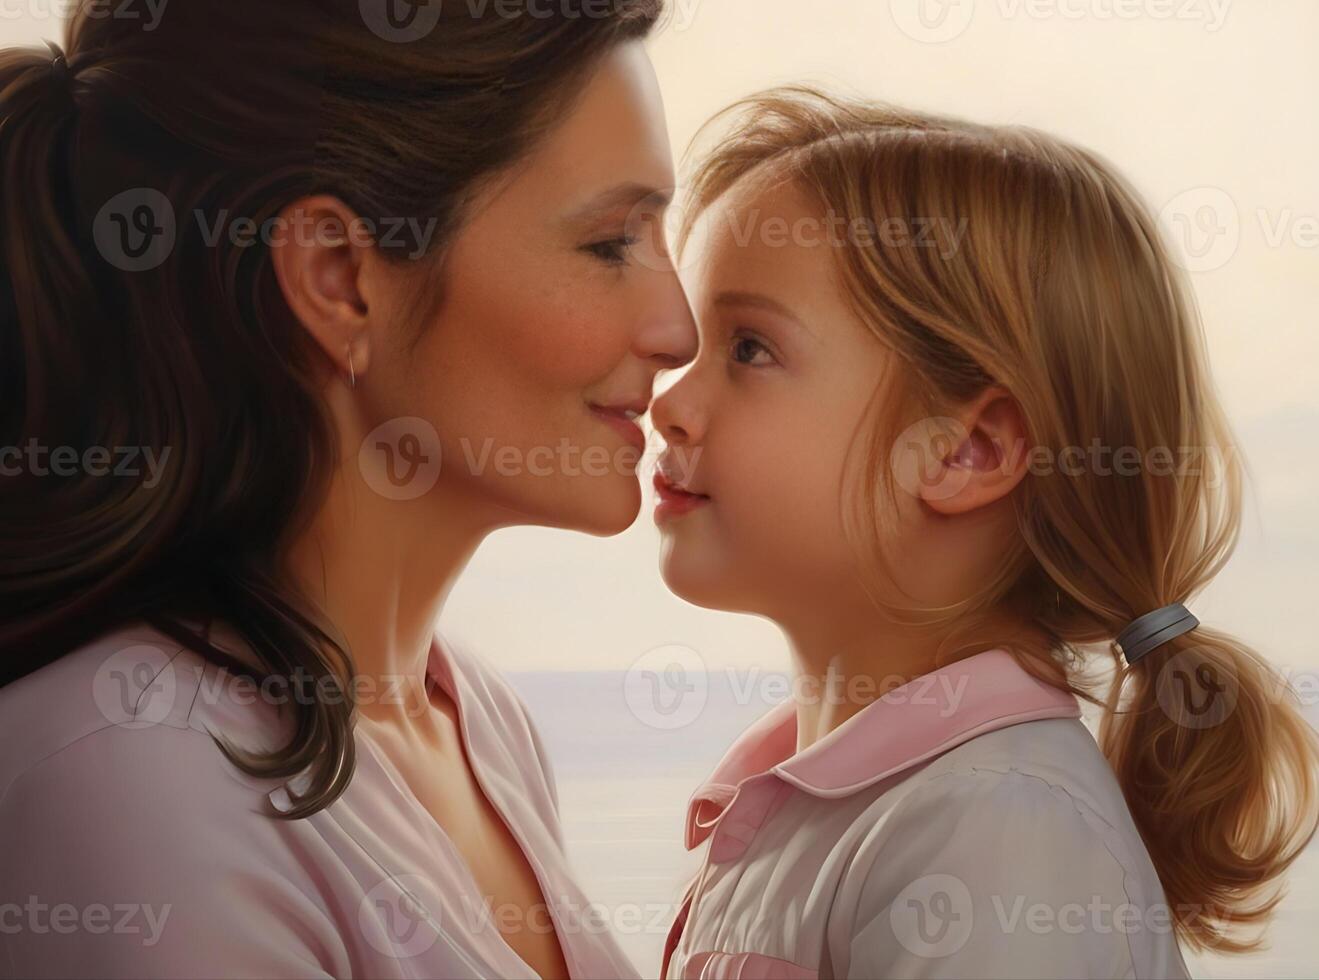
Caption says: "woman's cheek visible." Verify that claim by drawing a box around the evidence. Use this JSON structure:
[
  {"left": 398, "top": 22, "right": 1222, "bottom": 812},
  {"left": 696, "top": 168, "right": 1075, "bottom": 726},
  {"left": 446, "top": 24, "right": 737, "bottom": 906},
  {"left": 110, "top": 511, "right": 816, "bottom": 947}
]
[{"left": 508, "top": 270, "right": 633, "bottom": 380}]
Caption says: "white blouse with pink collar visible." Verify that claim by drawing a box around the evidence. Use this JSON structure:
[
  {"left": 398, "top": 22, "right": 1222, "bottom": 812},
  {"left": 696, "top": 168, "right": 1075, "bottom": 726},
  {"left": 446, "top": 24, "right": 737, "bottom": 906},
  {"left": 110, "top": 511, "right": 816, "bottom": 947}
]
[{"left": 660, "top": 647, "right": 1194, "bottom": 980}]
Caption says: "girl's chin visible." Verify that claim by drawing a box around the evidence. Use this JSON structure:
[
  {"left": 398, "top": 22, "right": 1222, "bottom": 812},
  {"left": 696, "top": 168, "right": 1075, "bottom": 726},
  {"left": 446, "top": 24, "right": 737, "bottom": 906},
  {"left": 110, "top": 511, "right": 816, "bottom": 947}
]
[{"left": 658, "top": 547, "right": 732, "bottom": 610}]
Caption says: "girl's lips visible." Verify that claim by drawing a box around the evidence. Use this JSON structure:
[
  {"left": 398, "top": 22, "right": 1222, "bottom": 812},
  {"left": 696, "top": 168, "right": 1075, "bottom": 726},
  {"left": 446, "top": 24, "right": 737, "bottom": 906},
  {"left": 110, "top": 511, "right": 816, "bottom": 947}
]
[
  {"left": 589, "top": 405, "right": 647, "bottom": 453},
  {"left": 652, "top": 470, "right": 710, "bottom": 524}
]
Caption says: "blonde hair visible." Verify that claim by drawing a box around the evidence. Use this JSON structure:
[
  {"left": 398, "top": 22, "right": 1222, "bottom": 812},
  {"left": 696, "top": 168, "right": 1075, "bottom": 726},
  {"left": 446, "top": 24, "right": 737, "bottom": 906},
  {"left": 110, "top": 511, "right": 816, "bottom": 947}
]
[{"left": 676, "top": 85, "right": 1318, "bottom": 954}]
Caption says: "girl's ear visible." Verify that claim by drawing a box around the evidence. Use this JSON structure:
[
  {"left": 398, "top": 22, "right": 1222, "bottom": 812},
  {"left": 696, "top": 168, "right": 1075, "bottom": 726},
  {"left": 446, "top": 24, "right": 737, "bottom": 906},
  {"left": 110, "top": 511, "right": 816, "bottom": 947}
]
[
  {"left": 913, "top": 386, "right": 1031, "bottom": 516},
  {"left": 269, "top": 194, "right": 374, "bottom": 383}
]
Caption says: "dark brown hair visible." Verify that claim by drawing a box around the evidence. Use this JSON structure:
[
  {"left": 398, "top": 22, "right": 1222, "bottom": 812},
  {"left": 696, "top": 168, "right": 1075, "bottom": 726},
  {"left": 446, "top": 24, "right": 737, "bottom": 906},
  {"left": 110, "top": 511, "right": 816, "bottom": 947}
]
[{"left": 0, "top": 0, "right": 663, "bottom": 817}]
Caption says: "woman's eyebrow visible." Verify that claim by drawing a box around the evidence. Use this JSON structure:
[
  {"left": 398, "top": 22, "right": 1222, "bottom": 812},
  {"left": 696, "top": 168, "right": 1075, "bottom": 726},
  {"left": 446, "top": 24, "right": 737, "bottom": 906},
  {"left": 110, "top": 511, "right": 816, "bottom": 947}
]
[
  {"left": 713, "top": 289, "right": 816, "bottom": 339},
  {"left": 564, "top": 182, "right": 671, "bottom": 225}
]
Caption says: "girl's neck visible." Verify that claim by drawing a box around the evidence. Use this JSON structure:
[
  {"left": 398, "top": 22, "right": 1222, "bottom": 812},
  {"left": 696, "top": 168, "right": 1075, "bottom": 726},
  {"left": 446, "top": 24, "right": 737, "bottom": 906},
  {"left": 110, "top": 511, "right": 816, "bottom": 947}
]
[{"left": 783, "top": 612, "right": 1049, "bottom": 754}]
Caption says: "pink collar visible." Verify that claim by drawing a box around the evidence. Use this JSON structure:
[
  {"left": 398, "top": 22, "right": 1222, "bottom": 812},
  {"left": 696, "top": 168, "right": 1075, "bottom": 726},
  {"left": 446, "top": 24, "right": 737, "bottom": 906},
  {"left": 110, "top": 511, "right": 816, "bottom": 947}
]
[{"left": 684, "top": 647, "right": 1080, "bottom": 849}]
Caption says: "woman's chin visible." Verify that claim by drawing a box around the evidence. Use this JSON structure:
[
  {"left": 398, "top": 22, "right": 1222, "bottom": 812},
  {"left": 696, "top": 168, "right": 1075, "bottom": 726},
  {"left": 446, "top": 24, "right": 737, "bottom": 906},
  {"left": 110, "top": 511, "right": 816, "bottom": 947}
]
[{"left": 567, "top": 476, "right": 643, "bottom": 536}]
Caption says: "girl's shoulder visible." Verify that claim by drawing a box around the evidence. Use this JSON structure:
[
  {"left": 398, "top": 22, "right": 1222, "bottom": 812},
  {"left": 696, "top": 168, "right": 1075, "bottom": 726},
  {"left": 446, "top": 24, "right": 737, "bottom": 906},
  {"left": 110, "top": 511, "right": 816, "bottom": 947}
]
[
  {"left": 829, "top": 716, "right": 1191, "bottom": 979},
  {"left": 850, "top": 715, "right": 1150, "bottom": 891}
]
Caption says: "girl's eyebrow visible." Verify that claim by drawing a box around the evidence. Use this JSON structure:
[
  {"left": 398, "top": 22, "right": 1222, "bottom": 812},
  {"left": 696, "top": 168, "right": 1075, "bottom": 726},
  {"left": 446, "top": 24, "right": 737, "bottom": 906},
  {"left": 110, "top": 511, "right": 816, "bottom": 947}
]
[{"left": 713, "top": 289, "right": 816, "bottom": 339}]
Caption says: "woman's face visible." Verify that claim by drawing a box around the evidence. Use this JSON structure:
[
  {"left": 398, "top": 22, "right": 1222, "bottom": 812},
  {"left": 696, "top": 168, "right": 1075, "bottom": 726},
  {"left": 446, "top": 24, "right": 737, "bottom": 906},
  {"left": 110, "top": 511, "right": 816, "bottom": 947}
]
[{"left": 364, "top": 41, "right": 696, "bottom": 536}]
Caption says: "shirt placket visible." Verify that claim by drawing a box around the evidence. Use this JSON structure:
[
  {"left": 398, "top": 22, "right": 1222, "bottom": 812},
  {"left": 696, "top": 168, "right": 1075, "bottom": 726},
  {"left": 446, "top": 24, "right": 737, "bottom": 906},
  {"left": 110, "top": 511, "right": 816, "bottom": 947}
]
[{"left": 663, "top": 774, "right": 795, "bottom": 978}]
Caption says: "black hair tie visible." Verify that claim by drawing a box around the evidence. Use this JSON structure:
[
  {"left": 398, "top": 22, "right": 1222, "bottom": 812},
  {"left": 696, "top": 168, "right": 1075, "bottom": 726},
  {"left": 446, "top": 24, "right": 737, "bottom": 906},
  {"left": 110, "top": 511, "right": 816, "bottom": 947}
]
[{"left": 44, "top": 40, "right": 70, "bottom": 92}]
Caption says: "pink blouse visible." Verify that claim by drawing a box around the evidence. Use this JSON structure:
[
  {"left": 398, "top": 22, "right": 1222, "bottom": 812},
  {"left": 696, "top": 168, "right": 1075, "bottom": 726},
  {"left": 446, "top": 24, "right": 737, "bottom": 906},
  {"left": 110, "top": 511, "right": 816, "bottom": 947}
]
[{"left": 0, "top": 620, "right": 637, "bottom": 979}]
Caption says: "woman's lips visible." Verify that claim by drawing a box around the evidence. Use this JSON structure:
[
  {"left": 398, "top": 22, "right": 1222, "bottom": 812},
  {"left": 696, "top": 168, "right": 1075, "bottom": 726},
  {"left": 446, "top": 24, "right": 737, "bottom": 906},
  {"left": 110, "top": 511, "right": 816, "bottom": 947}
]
[
  {"left": 589, "top": 405, "right": 647, "bottom": 453},
  {"left": 653, "top": 470, "right": 710, "bottom": 524}
]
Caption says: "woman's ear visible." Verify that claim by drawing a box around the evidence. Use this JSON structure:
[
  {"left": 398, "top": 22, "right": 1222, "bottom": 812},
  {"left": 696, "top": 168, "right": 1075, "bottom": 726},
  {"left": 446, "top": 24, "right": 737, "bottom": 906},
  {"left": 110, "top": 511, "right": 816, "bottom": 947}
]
[
  {"left": 269, "top": 195, "right": 373, "bottom": 383},
  {"left": 908, "top": 386, "right": 1031, "bottom": 516}
]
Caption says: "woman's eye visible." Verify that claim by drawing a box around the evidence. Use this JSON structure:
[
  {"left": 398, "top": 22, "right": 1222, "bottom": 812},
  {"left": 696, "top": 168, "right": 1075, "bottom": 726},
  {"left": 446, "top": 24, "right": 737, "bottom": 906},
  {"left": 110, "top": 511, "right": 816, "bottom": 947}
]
[
  {"left": 729, "top": 334, "right": 775, "bottom": 367},
  {"left": 583, "top": 236, "right": 638, "bottom": 266}
]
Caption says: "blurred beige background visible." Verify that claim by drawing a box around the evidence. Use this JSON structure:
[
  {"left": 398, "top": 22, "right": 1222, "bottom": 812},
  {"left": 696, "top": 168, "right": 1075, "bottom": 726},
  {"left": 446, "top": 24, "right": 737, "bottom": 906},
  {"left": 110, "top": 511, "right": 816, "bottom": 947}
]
[{"left": 5, "top": 2, "right": 1315, "bottom": 976}]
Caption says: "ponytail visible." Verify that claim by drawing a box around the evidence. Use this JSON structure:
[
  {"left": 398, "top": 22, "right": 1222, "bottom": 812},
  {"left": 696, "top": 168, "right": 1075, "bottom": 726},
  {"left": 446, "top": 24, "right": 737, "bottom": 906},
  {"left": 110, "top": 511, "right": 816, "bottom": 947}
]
[
  {"left": 0, "top": 42, "right": 99, "bottom": 442},
  {"left": 1100, "top": 626, "right": 1319, "bottom": 952}
]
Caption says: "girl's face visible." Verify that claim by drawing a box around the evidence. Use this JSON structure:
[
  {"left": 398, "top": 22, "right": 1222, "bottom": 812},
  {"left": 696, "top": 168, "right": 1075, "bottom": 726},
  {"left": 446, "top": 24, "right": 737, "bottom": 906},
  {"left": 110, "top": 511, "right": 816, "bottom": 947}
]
[
  {"left": 363, "top": 41, "right": 697, "bottom": 536},
  {"left": 650, "top": 177, "right": 899, "bottom": 621}
]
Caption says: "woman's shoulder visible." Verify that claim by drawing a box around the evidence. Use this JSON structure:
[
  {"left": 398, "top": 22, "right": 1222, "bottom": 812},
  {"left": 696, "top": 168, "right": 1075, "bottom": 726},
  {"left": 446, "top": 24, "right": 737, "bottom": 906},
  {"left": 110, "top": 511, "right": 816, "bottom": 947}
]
[
  {"left": 0, "top": 624, "right": 351, "bottom": 977},
  {"left": 0, "top": 620, "right": 294, "bottom": 810}
]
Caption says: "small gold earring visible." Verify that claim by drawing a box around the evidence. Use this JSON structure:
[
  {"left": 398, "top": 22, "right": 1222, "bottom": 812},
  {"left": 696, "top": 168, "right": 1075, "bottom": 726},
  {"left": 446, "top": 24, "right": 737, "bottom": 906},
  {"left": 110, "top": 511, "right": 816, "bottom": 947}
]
[{"left": 347, "top": 344, "right": 356, "bottom": 390}]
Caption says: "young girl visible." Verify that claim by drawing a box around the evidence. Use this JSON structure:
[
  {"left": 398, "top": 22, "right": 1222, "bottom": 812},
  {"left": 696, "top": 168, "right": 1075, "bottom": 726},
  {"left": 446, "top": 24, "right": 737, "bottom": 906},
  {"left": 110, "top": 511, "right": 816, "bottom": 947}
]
[{"left": 647, "top": 87, "right": 1319, "bottom": 980}]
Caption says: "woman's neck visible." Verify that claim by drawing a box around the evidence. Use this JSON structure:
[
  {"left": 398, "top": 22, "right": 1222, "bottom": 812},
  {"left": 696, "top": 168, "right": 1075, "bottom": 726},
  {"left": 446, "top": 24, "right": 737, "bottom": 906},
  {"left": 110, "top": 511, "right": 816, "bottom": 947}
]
[{"left": 281, "top": 442, "right": 490, "bottom": 727}]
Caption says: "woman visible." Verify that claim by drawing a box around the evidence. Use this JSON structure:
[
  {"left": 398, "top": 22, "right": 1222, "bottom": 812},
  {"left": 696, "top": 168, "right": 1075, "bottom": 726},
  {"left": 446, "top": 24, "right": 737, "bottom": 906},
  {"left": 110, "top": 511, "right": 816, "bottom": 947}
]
[{"left": 0, "top": 2, "right": 694, "bottom": 977}]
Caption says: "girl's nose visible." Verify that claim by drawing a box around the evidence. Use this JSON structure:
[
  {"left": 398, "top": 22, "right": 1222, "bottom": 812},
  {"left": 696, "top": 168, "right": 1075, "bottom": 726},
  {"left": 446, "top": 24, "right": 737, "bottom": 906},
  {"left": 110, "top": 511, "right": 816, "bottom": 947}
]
[{"left": 651, "top": 369, "right": 705, "bottom": 446}]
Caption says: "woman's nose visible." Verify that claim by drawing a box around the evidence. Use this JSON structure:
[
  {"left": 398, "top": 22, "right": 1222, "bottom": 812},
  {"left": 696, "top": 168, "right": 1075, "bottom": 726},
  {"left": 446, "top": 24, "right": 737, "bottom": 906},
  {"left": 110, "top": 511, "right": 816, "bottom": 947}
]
[{"left": 634, "top": 270, "right": 698, "bottom": 370}]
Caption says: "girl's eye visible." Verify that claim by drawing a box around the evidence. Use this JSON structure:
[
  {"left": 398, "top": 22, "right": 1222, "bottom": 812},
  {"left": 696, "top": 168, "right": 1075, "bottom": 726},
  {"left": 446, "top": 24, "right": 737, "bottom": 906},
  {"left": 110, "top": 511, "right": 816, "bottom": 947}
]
[
  {"left": 729, "top": 333, "right": 776, "bottom": 367},
  {"left": 583, "top": 236, "right": 638, "bottom": 266}
]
